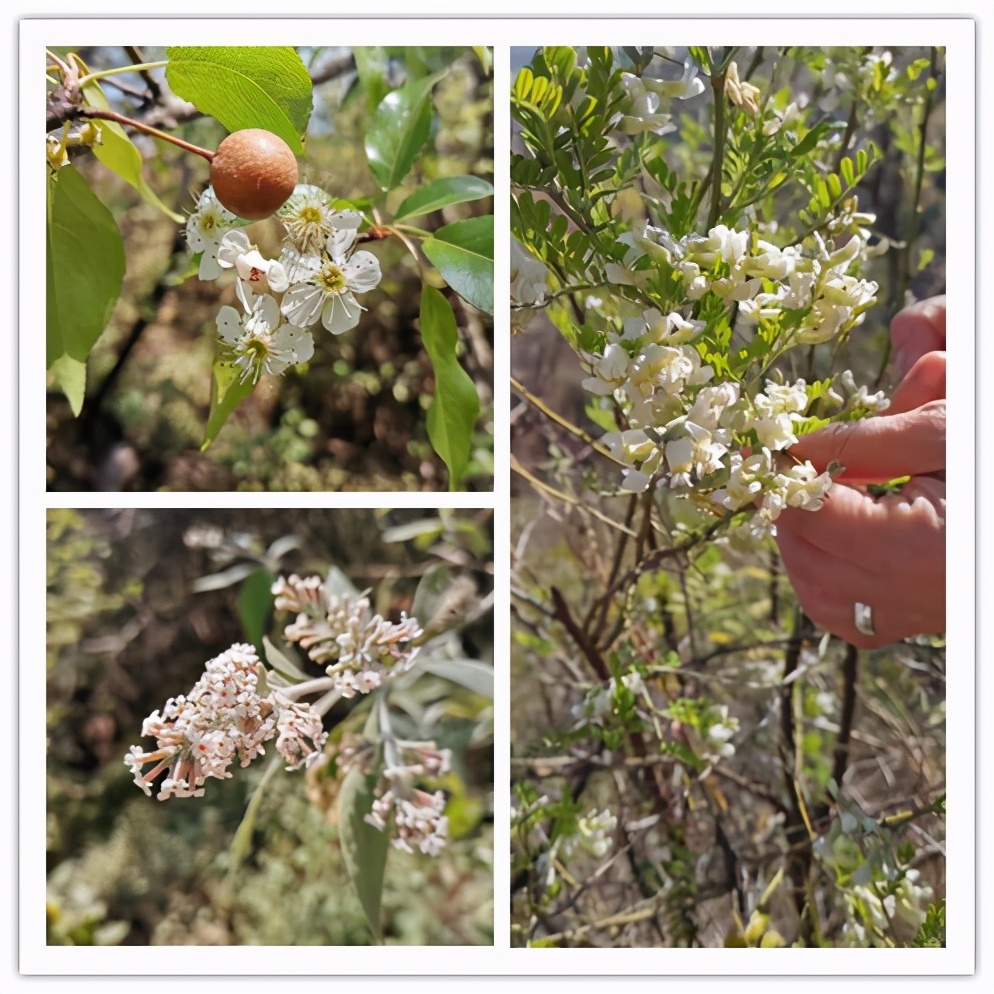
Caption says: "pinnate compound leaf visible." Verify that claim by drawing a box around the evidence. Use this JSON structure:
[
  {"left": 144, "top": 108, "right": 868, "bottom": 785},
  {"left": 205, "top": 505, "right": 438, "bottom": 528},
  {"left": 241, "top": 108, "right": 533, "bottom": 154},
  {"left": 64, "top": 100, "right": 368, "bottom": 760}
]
[
  {"left": 79, "top": 71, "right": 183, "bottom": 221},
  {"left": 338, "top": 767, "right": 389, "bottom": 942},
  {"left": 422, "top": 215, "right": 494, "bottom": 315},
  {"left": 46, "top": 166, "right": 125, "bottom": 370},
  {"left": 201, "top": 355, "right": 255, "bottom": 451},
  {"left": 365, "top": 70, "right": 446, "bottom": 190},
  {"left": 166, "top": 46, "right": 312, "bottom": 154},
  {"left": 393, "top": 175, "right": 494, "bottom": 221},
  {"left": 419, "top": 286, "right": 480, "bottom": 490}
]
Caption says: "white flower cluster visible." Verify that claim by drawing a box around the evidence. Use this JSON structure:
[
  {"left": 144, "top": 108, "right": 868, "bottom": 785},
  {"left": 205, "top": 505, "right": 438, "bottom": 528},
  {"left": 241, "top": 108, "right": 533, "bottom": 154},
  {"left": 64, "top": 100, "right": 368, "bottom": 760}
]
[
  {"left": 581, "top": 220, "right": 886, "bottom": 536},
  {"left": 124, "top": 643, "right": 327, "bottom": 801},
  {"left": 615, "top": 58, "right": 705, "bottom": 136},
  {"left": 273, "top": 574, "right": 424, "bottom": 698},
  {"left": 840, "top": 867, "right": 934, "bottom": 947},
  {"left": 185, "top": 183, "right": 383, "bottom": 386},
  {"left": 560, "top": 808, "right": 618, "bottom": 861},
  {"left": 364, "top": 742, "right": 451, "bottom": 857}
]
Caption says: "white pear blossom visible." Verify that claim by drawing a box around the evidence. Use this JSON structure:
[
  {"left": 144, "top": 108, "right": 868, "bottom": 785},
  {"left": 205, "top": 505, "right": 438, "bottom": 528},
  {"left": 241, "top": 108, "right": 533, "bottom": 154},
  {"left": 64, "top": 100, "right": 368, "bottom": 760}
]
[
  {"left": 281, "top": 228, "right": 382, "bottom": 334},
  {"left": 185, "top": 186, "right": 237, "bottom": 281},
  {"left": 216, "top": 294, "right": 314, "bottom": 384},
  {"left": 278, "top": 183, "right": 362, "bottom": 256},
  {"left": 217, "top": 229, "right": 290, "bottom": 309}
]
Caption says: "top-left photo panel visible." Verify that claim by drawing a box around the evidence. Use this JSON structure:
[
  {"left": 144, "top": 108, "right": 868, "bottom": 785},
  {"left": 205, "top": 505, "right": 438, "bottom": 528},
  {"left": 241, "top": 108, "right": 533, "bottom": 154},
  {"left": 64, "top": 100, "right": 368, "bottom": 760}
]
[{"left": 44, "top": 45, "right": 494, "bottom": 492}]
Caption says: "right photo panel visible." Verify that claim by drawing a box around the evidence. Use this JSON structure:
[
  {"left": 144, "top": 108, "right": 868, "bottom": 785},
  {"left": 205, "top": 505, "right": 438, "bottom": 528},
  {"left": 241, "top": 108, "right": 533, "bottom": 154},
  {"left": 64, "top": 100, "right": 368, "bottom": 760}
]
[{"left": 510, "top": 46, "right": 946, "bottom": 948}]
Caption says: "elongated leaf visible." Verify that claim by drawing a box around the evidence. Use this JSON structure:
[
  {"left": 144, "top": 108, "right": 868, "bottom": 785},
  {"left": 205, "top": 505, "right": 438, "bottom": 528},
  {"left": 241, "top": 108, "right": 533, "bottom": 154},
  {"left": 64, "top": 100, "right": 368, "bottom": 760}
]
[
  {"left": 338, "top": 767, "right": 389, "bottom": 941},
  {"left": 422, "top": 215, "right": 493, "bottom": 315},
  {"left": 191, "top": 562, "right": 257, "bottom": 593},
  {"left": 48, "top": 354, "right": 86, "bottom": 416},
  {"left": 410, "top": 564, "right": 454, "bottom": 624},
  {"left": 365, "top": 70, "right": 446, "bottom": 190},
  {"left": 166, "top": 46, "right": 312, "bottom": 154},
  {"left": 47, "top": 166, "right": 125, "bottom": 369},
  {"left": 229, "top": 757, "right": 281, "bottom": 873},
  {"left": 201, "top": 356, "right": 255, "bottom": 451},
  {"left": 80, "top": 74, "right": 183, "bottom": 221},
  {"left": 419, "top": 286, "right": 480, "bottom": 489},
  {"left": 353, "top": 47, "right": 392, "bottom": 114},
  {"left": 416, "top": 657, "right": 494, "bottom": 698},
  {"left": 237, "top": 566, "right": 275, "bottom": 653},
  {"left": 393, "top": 175, "right": 493, "bottom": 222},
  {"left": 380, "top": 518, "right": 443, "bottom": 544},
  {"left": 262, "top": 636, "right": 310, "bottom": 684}
]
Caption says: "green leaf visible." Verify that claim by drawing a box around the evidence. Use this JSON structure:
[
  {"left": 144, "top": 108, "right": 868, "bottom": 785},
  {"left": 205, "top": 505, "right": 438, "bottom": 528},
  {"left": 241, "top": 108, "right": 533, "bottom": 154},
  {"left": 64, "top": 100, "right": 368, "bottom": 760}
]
[
  {"left": 201, "top": 355, "right": 255, "bottom": 450},
  {"left": 416, "top": 657, "right": 494, "bottom": 698},
  {"left": 365, "top": 70, "right": 446, "bottom": 190},
  {"left": 338, "top": 767, "right": 390, "bottom": 942},
  {"left": 419, "top": 286, "right": 480, "bottom": 489},
  {"left": 393, "top": 176, "right": 494, "bottom": 221},
  {"left": 839, "top": 156, "right": 855, "bottom": 188},
  {"left": 46, "top": 166, "right": 125, "bottom": 369},
  {"left": 80, "top": 75, "right": 183, "bottom": 221},
  {"left": 353, "top": 47, "right": 392, "bottom": 113},
  {"left": 49, "top": 354, "right": 86, "bottom": 416},
  {"left": 229, "top": 757, "right": 281, "bottom": 874},
  {"left": 237, "top": 567, "right": 275, "bottom": 653},
  {"left": 422, "top": 215, "right": 494, "bottom": 315},
  {"left": 410, "top": 563, "right": 453, "bottom": 623},
  {"left": 262, "top": 636, "right": 310, "bottom": 684},
  {"left": 165, "top": 46, "right": 312, "bottom": 154}
]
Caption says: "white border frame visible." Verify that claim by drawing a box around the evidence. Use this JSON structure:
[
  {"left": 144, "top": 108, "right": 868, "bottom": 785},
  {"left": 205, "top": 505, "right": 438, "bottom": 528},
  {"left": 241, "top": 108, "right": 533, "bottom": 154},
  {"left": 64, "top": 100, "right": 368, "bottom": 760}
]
[{"left": 9, "top": 4, "right": 985, "bottom": 986}]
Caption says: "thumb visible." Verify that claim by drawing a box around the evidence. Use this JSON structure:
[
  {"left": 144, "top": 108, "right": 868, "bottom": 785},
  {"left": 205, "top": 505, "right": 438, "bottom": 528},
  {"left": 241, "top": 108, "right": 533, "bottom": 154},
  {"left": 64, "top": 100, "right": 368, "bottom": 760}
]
[{"left": 791, "top": 400, "right": 945, "bottom": 481}]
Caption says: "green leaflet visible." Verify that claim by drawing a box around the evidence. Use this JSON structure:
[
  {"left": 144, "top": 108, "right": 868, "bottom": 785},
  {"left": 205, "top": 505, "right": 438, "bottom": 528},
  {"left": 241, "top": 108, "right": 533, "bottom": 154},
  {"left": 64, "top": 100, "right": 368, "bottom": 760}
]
[{"left": 393, "top": 175, "right": 494, "bottom": 222}]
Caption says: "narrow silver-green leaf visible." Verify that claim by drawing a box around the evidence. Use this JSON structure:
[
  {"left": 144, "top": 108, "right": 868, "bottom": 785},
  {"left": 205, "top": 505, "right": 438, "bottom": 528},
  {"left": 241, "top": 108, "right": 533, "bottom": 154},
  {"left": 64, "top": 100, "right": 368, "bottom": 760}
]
[
  {"left": 365, "top": 70, "right": 446, "bottom": 190},
  {"left": 419, "top": 286, "right": 480, "bottom": 490},
  {"left": 422, "top": 215, "right": 494, "bottom": 315},
  {"left": 338, "top": 767, "right": 389, "bottom": 942},
  {"left": 393, "top": 176, "right": 493, "bottom": 222},
  {"left": 46, "top": 166, "right": 125, "bottom": 369},
  {"left": 166, "top": 46, "right": 312, "bottom": 154},
  {"left": 416, "top": 657, "right": 494, "bottom": 698},
  {"left": 262, "top": 636, "right": 310, "bottom": 684}
]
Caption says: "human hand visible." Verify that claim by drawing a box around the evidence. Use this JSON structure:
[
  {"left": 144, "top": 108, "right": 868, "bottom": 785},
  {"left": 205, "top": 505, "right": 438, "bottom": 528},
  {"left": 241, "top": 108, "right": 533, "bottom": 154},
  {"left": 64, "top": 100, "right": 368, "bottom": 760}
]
[{"left": 774, "top": 303, "right": 946, "bottom": 648}]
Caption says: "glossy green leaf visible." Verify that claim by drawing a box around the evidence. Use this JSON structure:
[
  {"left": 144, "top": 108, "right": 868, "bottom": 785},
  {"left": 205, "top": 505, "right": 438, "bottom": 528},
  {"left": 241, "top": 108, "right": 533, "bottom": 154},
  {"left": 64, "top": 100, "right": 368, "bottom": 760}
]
[
  {"left": 166, "top": 46, "right": 312, "bottom": 154},
  {"left": 338, "top": 767, "right": 389, "bottom": 942},
  {"left": 80, "top": 74, "right": 183, "bottom": 221},
  {"left": 419, "top": 286, "right": 480, "bottom": 490},
  {"left": 201, "top": 355, "right": 255, "bottom": 451},
  {"left": 393, "top": 175, "right": 494, "bottom": 221},
  {"left": 49, "top": 354, "right": 86, "bottom": 416},
  {"left": 46, "top": 166, "right": 125, "bottom": 369},
  {"left": 365, "top": 70, "right": 446, "bottom": 190},
  {"left": 237, "top": 566, "right": 275, "bottom": 653},
  {"left": 422, "top": 215, "right": 494, "bottom": 315},
  {"left": 353, "top": 47, "right": 392, "bottom": 114}
]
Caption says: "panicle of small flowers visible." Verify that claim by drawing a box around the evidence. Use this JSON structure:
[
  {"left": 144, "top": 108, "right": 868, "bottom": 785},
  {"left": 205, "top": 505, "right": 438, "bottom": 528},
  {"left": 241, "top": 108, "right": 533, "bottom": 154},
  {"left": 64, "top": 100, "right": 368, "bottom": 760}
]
[
  {"left": 274, "top": 574, "right": 424, "bottom": 698},
  {"left": 124, "top": 643, "right": 327, "bottom": 800},
  {"left": 363, "top": 741, "right": 451, "bottom": 856}
]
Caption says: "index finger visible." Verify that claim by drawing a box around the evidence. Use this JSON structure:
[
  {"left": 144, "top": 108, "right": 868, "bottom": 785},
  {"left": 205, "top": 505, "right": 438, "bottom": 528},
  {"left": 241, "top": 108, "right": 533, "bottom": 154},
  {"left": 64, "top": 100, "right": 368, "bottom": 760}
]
[{"left": 891, "top": 295, "right": 946, "bottom": 381}]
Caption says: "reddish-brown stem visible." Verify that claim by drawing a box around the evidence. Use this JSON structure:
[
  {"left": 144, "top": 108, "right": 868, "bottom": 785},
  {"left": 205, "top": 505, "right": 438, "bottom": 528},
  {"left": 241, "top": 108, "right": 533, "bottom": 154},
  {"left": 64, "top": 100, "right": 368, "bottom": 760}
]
[{"left": 81, "top": 106, "right": 215, "bottom": 162}]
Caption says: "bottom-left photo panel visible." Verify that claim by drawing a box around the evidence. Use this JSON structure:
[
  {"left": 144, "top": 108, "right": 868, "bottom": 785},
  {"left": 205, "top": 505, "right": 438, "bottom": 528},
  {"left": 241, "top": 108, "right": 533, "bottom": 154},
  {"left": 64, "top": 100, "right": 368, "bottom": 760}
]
[{"left": 45, "top": 507, "right": 494, "bottom": 947}]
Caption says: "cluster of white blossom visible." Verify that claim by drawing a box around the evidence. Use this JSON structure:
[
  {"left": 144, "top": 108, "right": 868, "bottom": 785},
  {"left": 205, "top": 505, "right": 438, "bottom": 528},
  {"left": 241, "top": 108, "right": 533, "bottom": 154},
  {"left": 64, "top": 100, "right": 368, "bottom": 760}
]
[
  {"left": 838, "top": 866, "right": 934, "bottom": 947},
  {"left": 559, "top": 808, "right": 618, "bottom": 861},
  {"left": 185, "top": 183, "right": 382, "bottom": 385},
  {"left": 331, "top": 735, "right": 450, "bottom": 856},
  {"left": 273, "top": 573, "right": 424, "bottom": 698},
  {"left": 124, "top": 643, "right": 327, "bottom": 800},
  {"left": 580, "top": 219, "right": 887, "bottom": 536},
  {"left": 614, "top": 56, "right": 705, "bottom": 136}
]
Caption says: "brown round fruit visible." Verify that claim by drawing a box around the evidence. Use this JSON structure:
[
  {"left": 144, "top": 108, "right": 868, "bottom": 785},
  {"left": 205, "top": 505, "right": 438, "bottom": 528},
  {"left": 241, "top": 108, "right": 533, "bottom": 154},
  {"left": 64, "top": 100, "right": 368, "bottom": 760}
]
[{"left": 210, "top": 129, "right": 299, "bottom": 221}]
